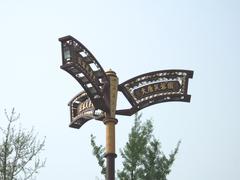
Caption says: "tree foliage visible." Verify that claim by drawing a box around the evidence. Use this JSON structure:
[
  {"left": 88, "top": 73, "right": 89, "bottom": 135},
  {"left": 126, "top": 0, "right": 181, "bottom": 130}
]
[
  {"left": 0, "top": 109, "right": 46, "bottom": 180},
  {"left": 91, "top": 113, "right": 180, "bottom": 180},
  {"left": 90, "top": 134, "right": 106, "bottom": 176}
]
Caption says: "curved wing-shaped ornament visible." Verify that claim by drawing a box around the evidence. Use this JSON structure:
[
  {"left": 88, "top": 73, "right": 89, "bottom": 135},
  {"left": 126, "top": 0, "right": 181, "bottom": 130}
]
[
  {"left": 117, "top": 69, "right": 193, "bottom": 116},
  {"left": 59, "top": 36, "right": 109, "bottom": 111}
]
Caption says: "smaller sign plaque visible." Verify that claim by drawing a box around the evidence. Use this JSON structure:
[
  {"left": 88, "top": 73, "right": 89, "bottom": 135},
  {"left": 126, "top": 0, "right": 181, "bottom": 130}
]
[{"left": 68, "top": 91, "right": 105, "bottom": 129}]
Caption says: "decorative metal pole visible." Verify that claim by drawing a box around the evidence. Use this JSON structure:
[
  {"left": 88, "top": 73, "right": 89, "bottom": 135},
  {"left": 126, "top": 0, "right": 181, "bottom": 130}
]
[
  {"left": 104, "top": 70, "right": 118, "bottom": 180},
  {"left": 59, "top": 35, "right": 193, "bottom": 180}
]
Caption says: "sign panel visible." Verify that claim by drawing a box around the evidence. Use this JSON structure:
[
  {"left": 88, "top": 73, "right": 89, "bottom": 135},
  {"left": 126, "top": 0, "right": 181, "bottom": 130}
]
[
  {"left": 68, "top": 91, "right": 105, "bottom": 129},
  {"left": 117, "top": 70, "right": 193, "bottom": 116},
  {"left": 59, "top": 36, "right": 194, "bottom": 127},
  {"left": 59, "top": 35, "right": 109, "bottom": 111},
  {"left": 133, "top": 81, "right": 181, "bottom": 100}
]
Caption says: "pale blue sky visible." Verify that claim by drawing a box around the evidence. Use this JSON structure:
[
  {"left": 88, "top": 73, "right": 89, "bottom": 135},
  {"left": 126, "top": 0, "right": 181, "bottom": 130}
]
[{"left": 0, "top": 0, "right": 240, "bottom": 179}]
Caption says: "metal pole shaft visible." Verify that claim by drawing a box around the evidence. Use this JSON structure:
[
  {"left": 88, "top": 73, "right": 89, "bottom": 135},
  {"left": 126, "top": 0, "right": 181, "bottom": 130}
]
[
  {"left": 104, "top": 118, "right": 117, "bottom": 180},
  {"left": 106, "top": 154, "right": 115, "bottom": 180},
  {"left": 104, "top": 70, "right": 118, "bottom": 180}
]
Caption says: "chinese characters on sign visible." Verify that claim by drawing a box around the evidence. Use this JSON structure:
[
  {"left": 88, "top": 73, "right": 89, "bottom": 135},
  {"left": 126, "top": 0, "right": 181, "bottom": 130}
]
[
  {"left": 59, "top": 35, "right": 193, "bottom": 128},
  {"left": 59, "top": 36, "right": 108, "bottom": 111},
  {"left": 133, "top": 81, "right": 180, "bottom": 100},
  {"left": 117, "top": 70, "right": 193, "bottom": 116},
  {"left": 68, "top": 91, "right": 104, "bottom": 128},
  {"left": 59, "top": 35, "right": 193, "bottom": 180}
]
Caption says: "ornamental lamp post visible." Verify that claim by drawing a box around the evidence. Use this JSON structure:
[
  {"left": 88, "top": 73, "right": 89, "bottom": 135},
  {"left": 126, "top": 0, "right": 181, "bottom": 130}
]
[{"left": 59, "top": 35, "right": 193, "bottom": 180}]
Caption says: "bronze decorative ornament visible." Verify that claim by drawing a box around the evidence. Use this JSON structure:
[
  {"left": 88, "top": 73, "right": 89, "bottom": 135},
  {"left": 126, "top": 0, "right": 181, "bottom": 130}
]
[
  {"left": 117, "top": 69, "right": 193, "bottom": 116},
  {"left": 59, "top": 36, "right": 108, "bottom": 112},
  {"left": 68, "top": 91, "right": 105, "bottom": 128},
  {"left": 59, "top": 35, "right": 193, "bottom": 180}
]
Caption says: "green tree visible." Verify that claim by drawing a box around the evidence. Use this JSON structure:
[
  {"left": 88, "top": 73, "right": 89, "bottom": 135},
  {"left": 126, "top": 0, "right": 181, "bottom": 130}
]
[
  {"left": 91, "top": 113, "right": 180, "bottom": 180},
  {"left": 91, "top": 134, "right": 106, "bottom": 177},
  {"left": 0, "top": 109, "right": 46, "bottom": 180}
]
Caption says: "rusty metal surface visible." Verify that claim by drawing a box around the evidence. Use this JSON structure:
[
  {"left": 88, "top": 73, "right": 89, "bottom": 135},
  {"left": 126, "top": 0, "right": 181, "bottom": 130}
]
[{"left": 117, "top": 69, "right": 193, "bottom": 116}]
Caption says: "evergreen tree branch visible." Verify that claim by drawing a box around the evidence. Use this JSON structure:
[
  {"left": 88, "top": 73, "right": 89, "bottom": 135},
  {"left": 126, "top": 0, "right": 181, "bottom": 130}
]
[{"left": 90, "top": 134, "right": 106, "bottom": 178}]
